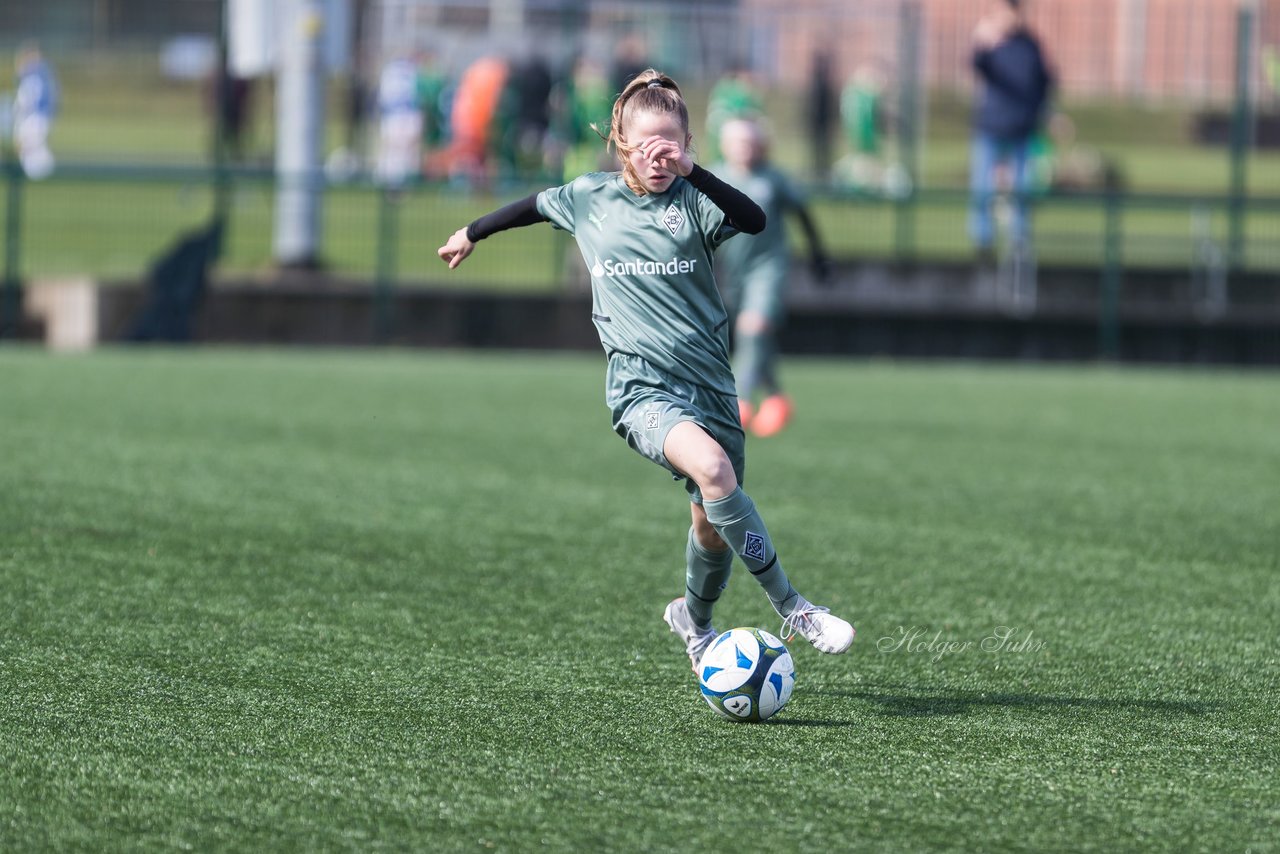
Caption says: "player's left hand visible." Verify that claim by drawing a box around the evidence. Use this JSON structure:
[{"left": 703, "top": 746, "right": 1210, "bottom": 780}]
[{"left": 638, "top": 135, "right": 693, "bottom": 177}]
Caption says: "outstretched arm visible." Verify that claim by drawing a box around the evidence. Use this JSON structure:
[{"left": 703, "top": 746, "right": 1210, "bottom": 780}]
[{"left": 437, "top": 194, "right": 549, "bottom": 269}]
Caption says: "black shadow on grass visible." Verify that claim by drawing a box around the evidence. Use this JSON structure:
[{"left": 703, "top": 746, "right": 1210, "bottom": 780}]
[{"left": 810, "top": 683, "right": 1219, "bottom": 719}]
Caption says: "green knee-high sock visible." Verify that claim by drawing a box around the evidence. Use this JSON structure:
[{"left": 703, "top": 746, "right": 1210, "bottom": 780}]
[
  {"left": 702, "top": 488, "right": 800, "bottom": 616},
  {"left": 684, "top": 527, "right": 734, "bottom": 629}
]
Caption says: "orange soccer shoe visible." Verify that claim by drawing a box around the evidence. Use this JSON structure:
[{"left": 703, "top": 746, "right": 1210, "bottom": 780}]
[
  {"left": 751, "top": 394, "right": 793, "bottom": 437},
  {"left": 738, "top": 398, "right": 755, "bottom": 429}
]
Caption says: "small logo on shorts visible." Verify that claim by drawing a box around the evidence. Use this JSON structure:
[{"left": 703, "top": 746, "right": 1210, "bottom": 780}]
[
  {"left": 662, "top": 204, "right": 685, "bottom": 236},
  {"left": 645, "top": 411, "right": 661, "bottom": 430},
  {"left": 743, "top": 531, "right": 767, "bottom": 562}
]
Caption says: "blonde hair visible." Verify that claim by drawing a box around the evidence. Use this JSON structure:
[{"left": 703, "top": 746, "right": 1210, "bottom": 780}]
[{"left": 594, "top": 69, "right": 689, "bottom": 194}]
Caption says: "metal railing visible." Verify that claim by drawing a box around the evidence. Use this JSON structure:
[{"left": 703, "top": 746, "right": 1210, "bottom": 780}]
[{"left": 3, "top": 158, "right": 1278, "bottom": 353}]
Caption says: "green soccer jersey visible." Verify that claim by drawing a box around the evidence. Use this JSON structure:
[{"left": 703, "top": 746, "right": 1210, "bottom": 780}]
[
  {"left": 710, "top": 163, "right": 805, "bottom": 275},
  {"left": 537, "top": 172, "right": 741, "bottom": 396}
]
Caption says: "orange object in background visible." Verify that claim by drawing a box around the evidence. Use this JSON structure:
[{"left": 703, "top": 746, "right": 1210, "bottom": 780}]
[{"left": 447, "top": 57, "right": 509, "bottom": 178}]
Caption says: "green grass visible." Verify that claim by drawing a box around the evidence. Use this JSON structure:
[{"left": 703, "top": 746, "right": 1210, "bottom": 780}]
[{"left": 2, "top": 347, "right": 1277, "bottom": 851}]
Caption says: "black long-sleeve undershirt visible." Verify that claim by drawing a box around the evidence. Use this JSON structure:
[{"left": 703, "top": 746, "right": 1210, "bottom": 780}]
[
  {"left": 465, "top": 195, "right": 546, "bottom": 243},
  {"left": 464, "top": 164, "right": 767, "bottom": 242},
  {"left": 684, "top": 164, "right": 766, "bottom": 235}
]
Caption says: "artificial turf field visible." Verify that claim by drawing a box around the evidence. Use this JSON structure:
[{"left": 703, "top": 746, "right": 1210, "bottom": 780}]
[{"left": 2, "top": 347, "right": 1277, "bottom": 852}]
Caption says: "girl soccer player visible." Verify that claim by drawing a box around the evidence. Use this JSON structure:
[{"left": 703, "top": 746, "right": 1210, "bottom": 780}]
[{"left": 438, "top": 70, "right": 854, "bottom": 671}]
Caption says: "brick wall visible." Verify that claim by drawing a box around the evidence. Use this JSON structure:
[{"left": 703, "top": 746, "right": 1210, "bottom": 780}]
[{"left": 745, "top": 0, "right": 1277, "bottom": 102}]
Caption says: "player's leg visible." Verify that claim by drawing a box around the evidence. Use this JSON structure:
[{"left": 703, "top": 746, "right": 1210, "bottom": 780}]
[
  {"left": 1009, "top": 137, "right": 1034, "bottom": 246},
  {"left": 733, "top": 308, "right": 771, "bottom": 404},
  {"left": 743, "top": 270, "right": 792, "bottom": 437},
  {"left": 663, "top": 422, "right": 854, "bottom": 653},
  {"left": 685, "top": 508, "right": 732, "bottom": 628},
  {"left": 663, "top": 506, "right": 733, "bottom": 671},
  {"left": 968, "top": 131, "right": 998, "bottom": 256}
]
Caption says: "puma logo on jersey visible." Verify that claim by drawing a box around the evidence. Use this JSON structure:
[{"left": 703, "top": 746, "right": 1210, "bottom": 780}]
[
  {"left": 588, "top": 211, "right": 609, "bottom": 232},
  {"left": 662, "top": 204, "right": 685, "bottom": 236}
]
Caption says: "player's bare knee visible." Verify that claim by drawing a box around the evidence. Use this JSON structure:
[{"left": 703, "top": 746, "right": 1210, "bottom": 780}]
[
  {"left": 692, "top": 452, "right": 737, "bottom": 497},
  {"left": 737, "top": 311, "right": 770, "bottom": 337}
]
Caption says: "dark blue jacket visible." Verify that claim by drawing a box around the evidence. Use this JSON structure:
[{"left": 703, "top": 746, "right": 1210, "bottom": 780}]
[{"left": 972, "top": 31, "right": 1053, "bottom": 141}]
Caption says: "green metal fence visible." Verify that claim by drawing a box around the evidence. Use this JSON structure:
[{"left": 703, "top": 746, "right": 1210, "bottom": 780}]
[{"left": 3, "top": 157, "right": 1279, "bottom": 347}]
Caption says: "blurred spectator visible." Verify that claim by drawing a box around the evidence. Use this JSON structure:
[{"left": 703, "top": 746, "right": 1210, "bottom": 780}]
[
  {"left": 837, "top": 62, "right": 885, "bottom": 189},
  {"left": 12, "top": 42, "right": 58, "bottom": 179},
  {"left": 711, "top": 118, "right": 830, "bottom": 439},
  {"left": 502, "top": 53, "right": 554, "bottom": 180},
  {"left": 417, "top": 53, "right": 448, "bottom": 153},
  {"left": 561, "top": 55, "right": 615, "bottom": 178},
  {"left": 447, "top": 56, "right": 509, "bottom": 187},
  {"left": 806, "top": 50, "right": 837, "bottom": 182},
  {"left": 835, "top": 60, "right": 912, "bottom": 198},
  {"left": 968, "top": 0, "right": 1054, "bottom": 260},
  {"left": 209, "top": 65, "right": 253, "bottom": 162},
  {"left": 375, "top": 54, "right": 425, "bottom": 188},
  {"left": 705, "top": 63, "right": 763, "bottom": 162},
  {"left": 610, "top": 34, "right": 649, "bottom": 92}
]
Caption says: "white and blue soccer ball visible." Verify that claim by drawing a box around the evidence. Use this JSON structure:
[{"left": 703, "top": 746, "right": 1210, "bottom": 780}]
[{"left": 698, "top": 627, "right": 795, "bottom": 722}]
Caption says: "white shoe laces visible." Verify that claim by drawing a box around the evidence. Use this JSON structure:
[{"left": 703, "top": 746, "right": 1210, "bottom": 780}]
[{"left": 780, "top": 603, "right": 830, "bottom": 642}]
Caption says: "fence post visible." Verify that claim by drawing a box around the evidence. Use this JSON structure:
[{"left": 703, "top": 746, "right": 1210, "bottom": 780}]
[
  {"left": 1227, "top": 3, "right": 1255, "bottom": 268},
  {"left": 893, "top": 0, "right": 922, "bottom": 262},
  {"left": 1, "top": 152, "right": 23, "bottom": 339},
  {"left": 1098, "top": 190, "right": 1123, "bottom": 360},
  {"left": 373, "top": 186, "right": 399, "bottom": 342}
]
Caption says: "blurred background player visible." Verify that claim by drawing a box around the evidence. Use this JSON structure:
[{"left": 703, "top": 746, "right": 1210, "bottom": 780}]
[
  {"left": 437, "top": 70, "right": 854, "bottom": 671},
  {"left": 712, "top": 117, "right": 830, "bottom": 438},
  {"left": 704, "top": 62, "right": 763, "bottom": 162},
  {"left": 11, "top": 41, "right": 58, "bottom": 179}
]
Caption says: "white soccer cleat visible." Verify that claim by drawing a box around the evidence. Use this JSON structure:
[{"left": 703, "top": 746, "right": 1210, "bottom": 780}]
[
  {"left": 780, "top": 599, "right": 855, "bottom": 654},
  {"left": 663, "top": 598, "right": 718, "bottom": 673}
]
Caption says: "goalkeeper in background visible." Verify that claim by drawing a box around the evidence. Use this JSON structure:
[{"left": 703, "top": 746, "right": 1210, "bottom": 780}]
[{"left": 712, "top": 118, "right": 830, "bottom": 438}]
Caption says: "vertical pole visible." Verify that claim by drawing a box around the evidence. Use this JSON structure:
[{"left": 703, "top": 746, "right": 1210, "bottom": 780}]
[
  {"left": 213, "top": 0, "right": 232, "bottom": 225},
  {"left": 1098, "top": 190, "right": 1123, "bottom": 360},
  {"left": 1227, "top": 3, "right": 1254, "bottom": 268},
  {"left": 1, "top": 154, "right": 23, "bottom": 339},
  {"left": 373, "top": 187, "right": 398, "bottom": 342},
  {"left": 274, "top": 0, "right": 328, "bottom": 268},
  {"left": 893, "top": 0, "right": 920, "bottom": 262}
]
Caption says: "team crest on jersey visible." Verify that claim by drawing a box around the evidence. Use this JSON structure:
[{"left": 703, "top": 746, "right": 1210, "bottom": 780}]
[
  {"left": 743, "top": 531, "right": 767, "bottom": 562},
  {"left": 662, "top": 203, "right": 685, "bottom": 236}
]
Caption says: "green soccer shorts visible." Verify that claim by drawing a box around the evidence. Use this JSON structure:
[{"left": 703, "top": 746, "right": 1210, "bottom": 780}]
[{"left": 605, "top": 353, "right": 746, "bottom": 504}]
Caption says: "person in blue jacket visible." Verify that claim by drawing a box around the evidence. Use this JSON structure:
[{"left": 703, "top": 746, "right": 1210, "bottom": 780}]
[{"left": 968, "top": 0, "right": 1053, "bottom": 260}]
